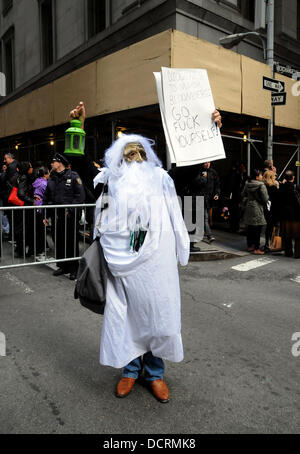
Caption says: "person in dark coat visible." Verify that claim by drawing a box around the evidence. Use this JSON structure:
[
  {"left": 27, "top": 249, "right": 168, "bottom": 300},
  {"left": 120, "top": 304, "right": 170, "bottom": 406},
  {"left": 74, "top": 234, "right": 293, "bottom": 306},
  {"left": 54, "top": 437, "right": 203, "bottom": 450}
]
[
  {"left": 3, "top": 153, "right": 20, "bottom": 240},
  {"left": 43, "top": 153, "right": 86, "bottom": 280},
  {"left": 168, "top": 162, "right": 221, "bottom": 252},
  {"left": 225, "top": 161, "right": 246, "bottom": 232},
  {"left": 66, "top": 155, "right": 104, "bottom": 237},
  {"left": 242, "top": 169, "right": 269, "bottom": 255},
  {"left": 0, "top": 164, "right": 9, "bottom": 256},
  {"left": 3, "top": 154, "right": 19, "bottom": 202},
  {"left": 193, "top": 162, "right": 220, "bottom": 243},
  {"left": 0, "top": 164, "right": 7, "bottom": 204},
  {"left": 15, "top": 162, "right": 35, "bottom": 257},
  {"left": 277, "top": 171, "right": 300, "bottom": 259}
]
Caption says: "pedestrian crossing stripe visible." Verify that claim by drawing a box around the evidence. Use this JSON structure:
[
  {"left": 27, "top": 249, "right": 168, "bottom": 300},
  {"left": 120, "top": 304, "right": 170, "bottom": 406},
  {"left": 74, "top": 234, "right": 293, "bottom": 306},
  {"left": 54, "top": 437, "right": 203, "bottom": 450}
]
[
  {"left": 291, "top": 276, "right": 300, "bottom": 284},
  {"left": 231, "top": 258, "right": 276, "bottom": 272}
]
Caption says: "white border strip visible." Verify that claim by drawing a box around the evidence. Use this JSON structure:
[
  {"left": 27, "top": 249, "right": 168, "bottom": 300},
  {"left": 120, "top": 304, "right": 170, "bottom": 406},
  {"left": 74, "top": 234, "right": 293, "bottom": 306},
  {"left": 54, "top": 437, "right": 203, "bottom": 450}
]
[{"left": 232, "top": 258, "right": 276, "bottom": 272}]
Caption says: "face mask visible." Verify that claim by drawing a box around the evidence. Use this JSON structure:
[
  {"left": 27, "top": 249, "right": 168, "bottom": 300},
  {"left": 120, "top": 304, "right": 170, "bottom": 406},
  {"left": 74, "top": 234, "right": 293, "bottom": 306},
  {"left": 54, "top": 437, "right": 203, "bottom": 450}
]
[{"left": 123, "top": 143, "right": 147, "bottom": 163}]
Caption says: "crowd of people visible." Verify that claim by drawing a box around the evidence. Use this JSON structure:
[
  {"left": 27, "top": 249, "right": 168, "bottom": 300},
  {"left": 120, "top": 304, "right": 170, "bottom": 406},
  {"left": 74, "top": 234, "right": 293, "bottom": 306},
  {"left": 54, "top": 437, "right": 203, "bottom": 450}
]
[
  {"left": 1, "top": 152, "right": 300, "bottom": 274},
  {"left": 169, "top": 158, "right": 300, "bottom": 259},
  {"left": 238, "top": 160, "right": 299, "bottom": 259},
  {"left": 0, "top": 152, "right": 102, "bottom": 279}
]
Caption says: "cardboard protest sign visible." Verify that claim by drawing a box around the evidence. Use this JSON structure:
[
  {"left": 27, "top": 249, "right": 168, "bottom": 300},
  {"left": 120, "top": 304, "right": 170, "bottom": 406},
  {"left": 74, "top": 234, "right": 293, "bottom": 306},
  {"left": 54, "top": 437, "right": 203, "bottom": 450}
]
[
  {"left": 153, "top": 72, "right": 176, "bottom": 164},
  {"left": 155, "top": 67, "right": 226, "bottom": 167}
]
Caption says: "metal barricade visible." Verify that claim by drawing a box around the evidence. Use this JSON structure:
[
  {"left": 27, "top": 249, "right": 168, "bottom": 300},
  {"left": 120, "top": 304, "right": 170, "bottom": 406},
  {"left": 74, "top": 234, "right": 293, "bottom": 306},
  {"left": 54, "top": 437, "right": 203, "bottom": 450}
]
[{"left": 0, "top": 204, "right": 96, "bottom": 270}]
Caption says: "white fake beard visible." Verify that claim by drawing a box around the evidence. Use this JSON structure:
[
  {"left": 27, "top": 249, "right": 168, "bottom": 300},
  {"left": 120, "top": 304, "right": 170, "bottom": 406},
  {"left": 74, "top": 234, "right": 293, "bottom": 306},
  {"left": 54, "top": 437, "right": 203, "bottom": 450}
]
[{"left": 117, "top": 160, "right": 155, "bottom": 232}]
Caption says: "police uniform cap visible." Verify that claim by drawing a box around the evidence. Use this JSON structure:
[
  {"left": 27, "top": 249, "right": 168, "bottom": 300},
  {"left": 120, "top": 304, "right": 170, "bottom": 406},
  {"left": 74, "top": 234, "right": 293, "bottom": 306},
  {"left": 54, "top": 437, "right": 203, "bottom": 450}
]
[{"left": 52, "top": 153, "right": 69, "bottom": 167}]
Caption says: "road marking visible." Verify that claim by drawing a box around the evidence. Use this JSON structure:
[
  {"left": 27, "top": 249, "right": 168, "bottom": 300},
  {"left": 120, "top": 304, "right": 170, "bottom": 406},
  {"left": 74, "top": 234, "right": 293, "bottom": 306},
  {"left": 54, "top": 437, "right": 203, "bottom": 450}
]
[
  {"left": 223, "top": 303, "right": 233, "bottom": 308},
  {"left": 291, "top": 276, "right": 300, "bottom": 284},
  {"left": 4, "top": 272, "right": 34, "bottom": 294},
  {"left": 232, "top": 258, "right": 276, "bottom": 272}
]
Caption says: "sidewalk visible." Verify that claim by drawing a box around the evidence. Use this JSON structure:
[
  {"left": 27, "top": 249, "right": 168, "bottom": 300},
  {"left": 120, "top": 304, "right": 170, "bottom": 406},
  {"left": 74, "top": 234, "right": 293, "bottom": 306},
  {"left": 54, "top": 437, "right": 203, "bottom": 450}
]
[
  {"left": 0, "top": 228, "right": 278, "bottom": 267},
  {"left": 190, "top": 229, "right": 251, "bottom": 261}
]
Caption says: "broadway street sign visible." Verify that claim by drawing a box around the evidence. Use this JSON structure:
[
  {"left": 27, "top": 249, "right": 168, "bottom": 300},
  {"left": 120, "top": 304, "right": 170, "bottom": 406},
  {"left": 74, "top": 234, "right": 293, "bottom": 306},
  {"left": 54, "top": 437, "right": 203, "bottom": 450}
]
[
  {"left": 271, "top": 92, "right": 287, "bottom": 106},
  {"left": 263, "top": 76, "right": 285, "bottom": 93}
]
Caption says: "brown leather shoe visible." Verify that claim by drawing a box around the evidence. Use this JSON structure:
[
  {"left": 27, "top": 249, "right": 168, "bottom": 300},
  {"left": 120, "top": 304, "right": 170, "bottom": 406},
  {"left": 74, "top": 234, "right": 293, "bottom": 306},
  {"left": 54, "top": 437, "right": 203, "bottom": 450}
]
[
  {"left": 150, "top": 379, "right": 170, "bottom": 403},
  {"left": 116, "top": 377, "right": 136, "bottom": 398},
  {"left": 254, "top": 249, "right": 265, "bottom": 255}
]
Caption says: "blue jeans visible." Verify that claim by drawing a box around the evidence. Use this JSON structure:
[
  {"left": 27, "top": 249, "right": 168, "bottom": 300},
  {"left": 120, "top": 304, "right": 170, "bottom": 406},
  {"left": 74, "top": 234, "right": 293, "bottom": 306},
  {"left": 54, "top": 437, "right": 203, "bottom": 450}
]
[
  {"left": 122, "top": 352, "right": 165, "bottom": 382},
  {"left": 204, "top": 208, "right": 212, "bottom": 237}
]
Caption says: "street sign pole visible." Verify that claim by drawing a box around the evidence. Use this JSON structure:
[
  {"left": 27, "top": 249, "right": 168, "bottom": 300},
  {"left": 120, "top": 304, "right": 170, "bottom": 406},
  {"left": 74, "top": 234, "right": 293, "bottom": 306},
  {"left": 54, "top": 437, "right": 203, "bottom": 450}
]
[{"left": 266, "top": 0, "right": 274, "bottom": 162}]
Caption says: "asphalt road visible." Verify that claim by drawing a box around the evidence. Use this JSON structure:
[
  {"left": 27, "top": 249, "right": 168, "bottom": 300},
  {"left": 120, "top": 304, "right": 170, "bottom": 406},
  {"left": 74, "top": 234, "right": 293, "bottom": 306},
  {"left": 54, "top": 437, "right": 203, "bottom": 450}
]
[{"left": 0, "top": 253, "right": 299, "bottom": 434}]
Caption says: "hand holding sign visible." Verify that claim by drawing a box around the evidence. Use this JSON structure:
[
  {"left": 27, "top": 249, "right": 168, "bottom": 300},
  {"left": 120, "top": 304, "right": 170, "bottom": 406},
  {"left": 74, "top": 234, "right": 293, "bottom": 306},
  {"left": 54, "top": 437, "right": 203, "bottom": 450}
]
[{"left": 212, "top": 109, "right": 222, "bottom": 129}]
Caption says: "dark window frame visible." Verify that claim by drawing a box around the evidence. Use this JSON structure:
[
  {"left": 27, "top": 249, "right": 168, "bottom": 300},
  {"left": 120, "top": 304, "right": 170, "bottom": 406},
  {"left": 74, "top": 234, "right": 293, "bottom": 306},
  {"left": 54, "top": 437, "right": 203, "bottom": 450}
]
[
  {"left": 297, "top": 0, "right": 300, "bottom": 40},
  {"left": 239, "top": 0, "right": 255, "bottom": 22},
  {"left": 218, "top": 0, "right": 240, "bottom": 12},
  {"left": 39, "top": 0, "right": 56, "bottom": 70},
  {"left": 2, "top": 0, "right": 13, "bottom": 17},
  {"left": 218, "top": 0, "right": 255, "bottom": 22},
  {"left": 1, "top": 26, "right": 15, "bottom": 94},
  {"left": 87, "top": 0, "right": 107, "bottom": 39},
  {"left": 0, "top": 40, "right": 2, "bottom": 74},
  {"left": 122, "top": 0, "right": 148, "bottom": 16}
]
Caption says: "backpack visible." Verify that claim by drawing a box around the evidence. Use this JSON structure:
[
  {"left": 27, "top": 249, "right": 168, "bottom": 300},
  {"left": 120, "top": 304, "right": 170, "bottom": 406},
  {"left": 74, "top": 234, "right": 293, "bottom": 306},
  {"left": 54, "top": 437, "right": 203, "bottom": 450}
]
[{"left": 74, "top": 238, "right": 109, "bottom": 314}]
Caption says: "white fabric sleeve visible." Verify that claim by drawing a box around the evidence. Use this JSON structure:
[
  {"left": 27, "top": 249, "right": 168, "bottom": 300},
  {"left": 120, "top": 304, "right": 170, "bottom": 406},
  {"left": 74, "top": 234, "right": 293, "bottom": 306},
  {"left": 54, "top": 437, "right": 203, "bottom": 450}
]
[
  {"left": 93, "top": 169, "right": 110, "bottom": 240},
  {"left": 163, "top": 172, "right": 190, "bottom": 266},
  {"left": 93, "top": 167, "right": 109, "bottom": 188}
]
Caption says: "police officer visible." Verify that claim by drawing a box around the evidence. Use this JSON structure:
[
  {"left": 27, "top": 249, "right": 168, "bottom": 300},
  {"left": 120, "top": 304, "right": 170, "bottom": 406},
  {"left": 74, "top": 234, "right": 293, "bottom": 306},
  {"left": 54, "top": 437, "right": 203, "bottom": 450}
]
[{"left": 44, "top": 153, "right": 85, "bottom": 280}]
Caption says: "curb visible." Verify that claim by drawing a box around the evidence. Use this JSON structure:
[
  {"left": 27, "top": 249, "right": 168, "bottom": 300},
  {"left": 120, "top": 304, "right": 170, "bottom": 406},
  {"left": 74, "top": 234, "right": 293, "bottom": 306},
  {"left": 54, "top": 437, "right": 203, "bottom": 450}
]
[{"left": 189, "top": 250, "right": 239, "bottom": 262}]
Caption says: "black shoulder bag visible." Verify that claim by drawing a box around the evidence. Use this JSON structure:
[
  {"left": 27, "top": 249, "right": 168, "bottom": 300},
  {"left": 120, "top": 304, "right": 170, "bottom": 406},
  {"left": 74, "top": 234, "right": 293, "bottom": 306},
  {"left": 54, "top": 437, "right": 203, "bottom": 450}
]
[{"left": 74, "top": 184, "right": 109, "bottom": 314}]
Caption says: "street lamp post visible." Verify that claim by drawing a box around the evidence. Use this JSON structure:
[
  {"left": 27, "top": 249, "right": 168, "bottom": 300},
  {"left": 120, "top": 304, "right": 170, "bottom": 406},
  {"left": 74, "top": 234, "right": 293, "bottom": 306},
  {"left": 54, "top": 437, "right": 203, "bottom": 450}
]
[
  {"left": 219, "top": 32, "right": 267, "bottom": 60},
  {"left": 219, "top": 0, "right": 275, "bottom": 162},
  {"left": 266, "top": 0, "right": 274, "bottom": 162}
]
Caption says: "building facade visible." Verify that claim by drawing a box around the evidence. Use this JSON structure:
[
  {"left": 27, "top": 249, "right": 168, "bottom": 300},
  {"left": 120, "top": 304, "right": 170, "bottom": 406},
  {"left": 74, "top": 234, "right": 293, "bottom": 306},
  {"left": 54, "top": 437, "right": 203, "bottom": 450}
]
[{"left": 0, "top": 0, "right": 299, "bottom": 178}]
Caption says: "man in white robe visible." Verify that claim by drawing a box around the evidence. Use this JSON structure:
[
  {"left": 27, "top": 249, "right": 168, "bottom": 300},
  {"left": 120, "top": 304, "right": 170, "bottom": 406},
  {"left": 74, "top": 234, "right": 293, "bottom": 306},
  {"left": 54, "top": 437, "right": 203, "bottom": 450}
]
[{"left": 70, "top": 102, "right": 222, "bottom": 403}]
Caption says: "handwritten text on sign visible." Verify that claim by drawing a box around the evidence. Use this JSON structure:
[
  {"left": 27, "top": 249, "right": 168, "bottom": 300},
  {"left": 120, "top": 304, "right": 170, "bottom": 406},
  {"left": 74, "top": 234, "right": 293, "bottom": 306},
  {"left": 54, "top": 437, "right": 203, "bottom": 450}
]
[{"left": 161, "top": 68, "right": 225, "bottom": 167}]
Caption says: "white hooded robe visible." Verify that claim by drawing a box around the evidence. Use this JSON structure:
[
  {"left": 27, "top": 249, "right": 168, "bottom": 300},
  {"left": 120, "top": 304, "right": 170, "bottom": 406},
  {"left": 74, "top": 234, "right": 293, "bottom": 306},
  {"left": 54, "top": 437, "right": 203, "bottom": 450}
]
[{"left": 94, "top": 135, "right": 190, "bottom": 369}]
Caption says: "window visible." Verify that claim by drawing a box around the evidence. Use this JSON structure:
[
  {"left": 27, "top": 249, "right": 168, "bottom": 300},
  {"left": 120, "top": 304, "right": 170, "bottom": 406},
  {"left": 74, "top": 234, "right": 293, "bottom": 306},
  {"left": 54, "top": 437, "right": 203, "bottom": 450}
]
[
  {"left": 0, "top": 42, "right": 5, "bottom": 97},
  {"left": 240, "top": 0, "right": 255, "bottom": 22},
  {"left": 2, "top": 27, "right": 14, "bottom": 94},
  {"left": 298, "top": 0, "right": 300, "bottom": 40},
  {"left": 2, "top": 0, "right": 12, "bottom": 16},
  {"left": 219, "top": 0, "right": 254, "bottom": 21},
  {"left": 221, "top": 0, "right": 239, "bottom": 8},
  {"left": 40, "top": 0, "right": 55, "bottom": 69},
  {"left": 122, "top": 0, "right": 148, "bottom": 15},
  {"left": 87, "top": 0, "right": 106, "bottom": 39}
]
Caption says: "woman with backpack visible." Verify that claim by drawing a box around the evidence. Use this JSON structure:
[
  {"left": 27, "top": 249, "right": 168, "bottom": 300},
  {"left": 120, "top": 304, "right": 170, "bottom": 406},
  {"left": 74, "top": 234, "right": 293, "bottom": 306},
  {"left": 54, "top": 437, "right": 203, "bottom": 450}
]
[{"left": 242, "top": 169, "right": 269, "bottom": 255}]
